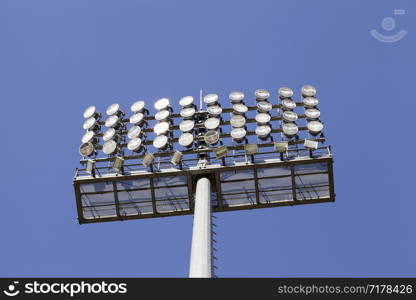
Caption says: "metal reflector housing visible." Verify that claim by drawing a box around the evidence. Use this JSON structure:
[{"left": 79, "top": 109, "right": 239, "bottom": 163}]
[
  {"left": 83, "top": 106, "right": 97, "bottom": 119},
  {"left": 233, "top": 103, "right": 248, "bottom": 114},
  {"left": 282, "top": 122, "right": 299, "bottom": 137},
  {"left": 230, "top": 115, "right": 246, "bottom": 128},
  {"left": 230, "top": 127, "right": 246, "bottom": 141},
  {"left": 204, "top": 130, "right": 220, "bottom": 145},
  {"left": 281, "top": 99, "right": 296, "bottom": 110},
  {"left": 304, "top": 108, "right": 321, "bottom": 120},
  {"left": 102, "top": 140, "right": 118, "bottom": 155},
  {"left": 255, "top": 89, "right": 270, "bottom": 100},
  {"left": 229, "top": 91, "right": 245, "bottom": 103},
  {"left": 154, "top": 98, "right": 170, "bottom": 110},
  {"left": 255, "top": 125, "right": 271, "bottom": 138},
  {"left": 203, "top": 94, "right": 219, "bottom": 105},
  {"left": 106, "top": 103, "right": 120, "bottom": 116},
  {"left": 153, "top": 135, "right": 169, "bottom": 149},
  {"left": 105, "top": 115, "right": 120, "bottom": 128},
  {"left": 79, "top": 142, "right": 95, "bottom": 156},
  {"left": 278, "top": 87, "right": 294, "bottom": 99},
  {"left": 307, "top": 120, "right": 324, "bottom": 135},
  {"left": 179, "top": 120, "right": 195, "bottom": 132},
  {"left": 127, "top": 137, "right": 143, "bottom": 152},
  {"left": 204, "top": 117, "right": 220, "bottom": 130},
  {"left": 154, "top": 122, "right": 170, "bottom": 135},
  {"left": 179, "top": 96, "right": 194, "bottom": 107},
  {"left": 127, "top": 126, "right": 142, "bottom": 139},
  {"left": 255, "top": 113, "right": 271, "bottom": 124},
  {"left": 179, "top": 132, "right": 194, "bottom": 147},
  {"left": 131, "top": 100, "right": 145, "bottom": 113},
  {"left": 301, "top": 85, "right": 317, "bottom": 97},
  {"left": 303, "top": 97, "right": 319, "bottom": 108}
]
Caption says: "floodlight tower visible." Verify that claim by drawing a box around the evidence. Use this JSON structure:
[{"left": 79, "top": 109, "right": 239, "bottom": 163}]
[{"left": 73, "top": 86, "right": 335, "bottom": 278}]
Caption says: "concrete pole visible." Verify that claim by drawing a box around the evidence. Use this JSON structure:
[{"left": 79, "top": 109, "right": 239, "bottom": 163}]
[{"left": 189, "top": 177, "right": 212, "bottom": 278}]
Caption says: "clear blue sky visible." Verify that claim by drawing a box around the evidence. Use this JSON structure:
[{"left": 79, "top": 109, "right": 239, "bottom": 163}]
[{"left": 1, "top": 0, "right": 415, "bottom": 277}]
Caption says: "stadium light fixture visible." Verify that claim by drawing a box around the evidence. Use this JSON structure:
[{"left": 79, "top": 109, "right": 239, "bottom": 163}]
[{"left": 73, "top": 86, "right": 335, "bottom": 278}]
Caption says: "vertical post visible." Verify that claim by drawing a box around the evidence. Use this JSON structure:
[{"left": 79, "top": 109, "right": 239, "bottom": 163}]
[{"left": 189, "top": 177, "right": 212, "bottom": 278}]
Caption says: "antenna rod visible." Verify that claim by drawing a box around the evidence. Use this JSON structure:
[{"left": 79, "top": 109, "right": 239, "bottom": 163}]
[{"left": 200, "top": 89, "right": 203, "bottom": 111}]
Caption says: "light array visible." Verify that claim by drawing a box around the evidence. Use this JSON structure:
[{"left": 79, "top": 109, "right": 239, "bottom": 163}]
[{"left": 78, "top": 86, "right": 326, "bottom": 173}]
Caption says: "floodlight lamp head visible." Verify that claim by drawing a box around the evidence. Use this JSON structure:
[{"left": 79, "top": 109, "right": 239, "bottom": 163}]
[
  {"left": 86, "top": 159, "right": 95, "bottom": 176},
  {"left": 171, "top": 151, "right": 183, "bottom": 166},
  {"left": 230, "top": 115, "right": 246, "bottom": 128},
  {"left": 204, "top": 130, "right": 220, "bottom": 145},
  {"left": 81, "top": 131, "right": 98, "bottom": 144},
  {"left": 282, "top": 111, "right": 298, "bottom": 122},
  {"left": 255, "top": 125, "right": 271, "bottom": 139},
  {"left": 154, "top": 121, "right": 170, "bottom": 135},
  {"left": 274, "top": 141, "right": 288, "bottom": 153},
  {"left": 83, "top": 106, "right": 100, "bottom": 119},
  {"left": 180, "top": 107, "right": 196, "bottom": 119},
  {"left": 307, "top": 120, "right": 324, "bottom": 135},
  {"left": 127, "top": 126, "right": 142, "bottom": 139},
  {"left": 79, "top": 142, "right": 95, "bottom": 157},
  {"left": 304, "top": 139, "right": 319, "bottom": 150},
  {"left": 214, "top": 146, "right": 228, "bottom": 159},
  {"left": 102, "top": 140, "right": 119, "bottom": 155},
  {"left": 229, "top": 91, "right": 245, "bottom": 103},
  {"left": 255, "top": 89, "right": 270, "bottom": 100},
  {"left": 131, "top": 100, "right": 146, "bottom": 113},
  {"left": 127, "top": 137, "right": 144, "bottom": 153},
  {"left": 129, "top": 112, "right": 145, "bottom": 126},
  {"left": 106, "top": 103, "right": 123, "bottom": 117},
  {"left": 113, "top": 156, "right": 124, "bottom": 173},
  {"left": 233, "top": 103, "right": 248, "bottom": 114},
  {"left": 278, "top": 87, "right": 294, "bottom": 99},
  {"left": 303, "top": 97, "right": 319, "bottom": 108},
  {"left": 179, "top": 132, "right": 194, "bottom": 148},
  {"left": 282, "top": 123, "right": 299, "bottom": 138},
  {"left": 255, "top": 113, "right": 271, "bottom": 125},
  {"left": 154, "top": 98, "right": 170, "bottom": 110},
  {"left": 142, "top": 152, "right": 154, "bottom": 167},
  {"left": 83, "top": 117, "right": 100, "bottom": 132},
  {"left": 155, "top": 109, "right": 171, "bottom": 121},
  {"left": 231, "top": 127, "right": 246, "bottom": 142},
  {"left": 105, "top": 115, "right": 121, "bottom": 129},
  {"left": 203, "top": 94, "right": 219, "bottom": 106},
  {"left": 207, "top": 105, "right": 222, "bottom": 117},
  {"left": 281, "top": 99, "right": 296, "bottom": 111},
  {"left": 204, "top": 117, "right": 220, "bottom": 130},
  {"left": 179, "top": 120, "right": 195, "bottom": 132},
  {"left": 245, "top": 144, "right": 258, "bottom": 155},
  {"left": 103, "top": 128, "right": 120, "bottom": 142},
  {"left": 153, "top": 135, "right": 170, "bottom": 150},
  {"left": 179, "top": 96, "right": 194, "bottom": 107},
  {"left": 304, "top": 108, "right": 321, "bottom": 120},
  {"left": 256, "top": 101, "right": 272, "bottom": 113},
  {"left": 302, "top": 85, "right": 317, "bottom": 97}
]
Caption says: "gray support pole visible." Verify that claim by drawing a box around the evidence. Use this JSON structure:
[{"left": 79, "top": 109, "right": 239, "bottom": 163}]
[{"left": 189, "top": 177, "right": 212, "bottom": 278}]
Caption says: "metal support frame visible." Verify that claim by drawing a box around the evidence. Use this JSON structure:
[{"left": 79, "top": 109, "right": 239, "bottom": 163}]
[
  {"left": 189, "top": 177, "right": 212, "bottom": 278},
  {"left": 73, "top": 156, "right": 335, "bottom": 224}
]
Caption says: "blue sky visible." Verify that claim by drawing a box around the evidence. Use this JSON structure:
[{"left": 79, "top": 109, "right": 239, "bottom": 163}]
[{"left": 1, "top": 0, "right": 415, "bottom": 277}]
